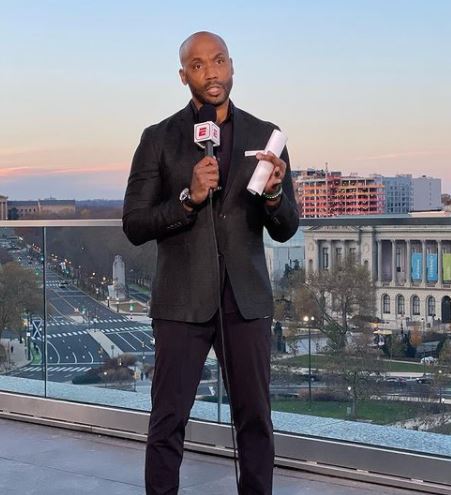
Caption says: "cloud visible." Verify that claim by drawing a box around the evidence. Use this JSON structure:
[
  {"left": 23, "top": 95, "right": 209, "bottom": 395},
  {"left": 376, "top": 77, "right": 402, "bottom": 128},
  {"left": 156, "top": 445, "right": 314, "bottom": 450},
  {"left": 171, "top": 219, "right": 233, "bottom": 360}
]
[
  {"left": 0, "top": 163, "right": 127, "bottom": 180},
  {"left": 0, "top": 163, "right": 130, "bottom": 199},
  {"left": 353, "top": 150, "right": 444, "bottom": 161}
]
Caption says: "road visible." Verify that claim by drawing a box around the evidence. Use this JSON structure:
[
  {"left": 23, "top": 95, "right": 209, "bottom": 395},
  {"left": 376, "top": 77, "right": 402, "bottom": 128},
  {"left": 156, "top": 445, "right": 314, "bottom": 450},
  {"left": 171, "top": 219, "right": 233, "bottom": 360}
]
[{"left": 6, "top": 251, "right": 155, "bottom": 383}]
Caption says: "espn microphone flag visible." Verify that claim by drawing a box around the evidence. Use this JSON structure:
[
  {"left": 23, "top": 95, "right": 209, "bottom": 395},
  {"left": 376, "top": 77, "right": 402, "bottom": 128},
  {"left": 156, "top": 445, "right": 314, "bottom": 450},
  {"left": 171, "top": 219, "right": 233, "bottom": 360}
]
[{"left": 194, "top": 121, "right": 220, "bottom": 149}]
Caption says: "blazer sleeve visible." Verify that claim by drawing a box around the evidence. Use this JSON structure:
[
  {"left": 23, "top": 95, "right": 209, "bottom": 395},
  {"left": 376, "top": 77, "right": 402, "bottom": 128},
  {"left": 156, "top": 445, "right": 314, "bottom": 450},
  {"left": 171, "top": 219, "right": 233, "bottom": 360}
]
[
  {"left": 262, "top": 146, "right": 299, "bottom": 243},
  {"left": 122, "top": 126, "right": 197, "bottom": 246}
]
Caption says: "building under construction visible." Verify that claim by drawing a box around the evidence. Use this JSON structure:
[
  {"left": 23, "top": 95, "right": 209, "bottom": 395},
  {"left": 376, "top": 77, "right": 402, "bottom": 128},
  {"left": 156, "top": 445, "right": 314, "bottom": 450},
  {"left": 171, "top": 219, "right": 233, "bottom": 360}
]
[{"left": 294, "top": 168, "right": 385, "bottom": 218}]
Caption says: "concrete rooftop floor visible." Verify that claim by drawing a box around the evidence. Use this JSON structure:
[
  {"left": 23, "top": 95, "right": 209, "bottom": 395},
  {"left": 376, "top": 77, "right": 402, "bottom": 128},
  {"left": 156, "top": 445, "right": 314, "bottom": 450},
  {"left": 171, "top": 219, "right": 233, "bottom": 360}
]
[{"left": 0, "top": 417, "right": 417, "bottom": 495}]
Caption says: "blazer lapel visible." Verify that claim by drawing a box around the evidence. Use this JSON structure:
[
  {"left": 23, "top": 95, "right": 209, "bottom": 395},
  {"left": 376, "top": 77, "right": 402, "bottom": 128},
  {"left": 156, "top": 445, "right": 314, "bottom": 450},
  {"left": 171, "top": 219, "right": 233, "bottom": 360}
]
[
  {"left": 177, "top": 103, "right": 204, "bottom": 176},
  {"left": 222, "top": 107, "right": 249, "bottom": 203}
]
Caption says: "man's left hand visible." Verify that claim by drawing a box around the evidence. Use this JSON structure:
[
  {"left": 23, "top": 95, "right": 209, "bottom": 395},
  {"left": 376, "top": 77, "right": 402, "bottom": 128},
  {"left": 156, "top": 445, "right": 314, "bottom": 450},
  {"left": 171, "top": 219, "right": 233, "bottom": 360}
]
[{"left": 256, "top": 151, "right": 286, "bottom": 200}]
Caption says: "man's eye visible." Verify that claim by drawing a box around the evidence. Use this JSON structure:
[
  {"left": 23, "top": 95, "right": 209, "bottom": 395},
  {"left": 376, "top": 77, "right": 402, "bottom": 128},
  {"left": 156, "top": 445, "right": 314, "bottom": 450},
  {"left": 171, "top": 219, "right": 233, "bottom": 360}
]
[
  {"left": 193, "top": 63, "right": 202, "bottom": 70},
  {"left": 217, "top": 58, "right": 225, "bottom": 64}
]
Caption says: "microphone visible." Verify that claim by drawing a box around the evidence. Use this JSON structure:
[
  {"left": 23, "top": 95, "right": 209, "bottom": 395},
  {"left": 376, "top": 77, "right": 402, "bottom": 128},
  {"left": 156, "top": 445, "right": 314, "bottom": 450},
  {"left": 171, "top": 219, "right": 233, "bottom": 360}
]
[{"left": 194, "top": 104, "right": 220, "bottom": 157}]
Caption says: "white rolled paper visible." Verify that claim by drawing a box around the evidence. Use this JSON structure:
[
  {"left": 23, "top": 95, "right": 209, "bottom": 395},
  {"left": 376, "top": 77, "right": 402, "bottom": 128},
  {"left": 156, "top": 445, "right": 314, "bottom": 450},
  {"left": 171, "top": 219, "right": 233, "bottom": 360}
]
[{"left": 247, "top": 129, "right": 288, "bottom": 195}]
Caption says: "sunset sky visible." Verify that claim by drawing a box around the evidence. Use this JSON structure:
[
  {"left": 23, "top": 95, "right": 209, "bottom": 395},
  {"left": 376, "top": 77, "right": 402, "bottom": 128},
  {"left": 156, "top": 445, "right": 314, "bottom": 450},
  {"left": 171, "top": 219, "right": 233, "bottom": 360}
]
[{"left": 1, "top": 0, "right": 450, "bottom": 199}]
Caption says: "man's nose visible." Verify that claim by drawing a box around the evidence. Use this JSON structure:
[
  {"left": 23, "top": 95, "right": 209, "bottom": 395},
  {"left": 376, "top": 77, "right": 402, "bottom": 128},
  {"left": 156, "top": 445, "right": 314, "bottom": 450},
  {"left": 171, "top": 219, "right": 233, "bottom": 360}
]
[{"left": 204, "top": 62, "right": 218, "bottom": 79}]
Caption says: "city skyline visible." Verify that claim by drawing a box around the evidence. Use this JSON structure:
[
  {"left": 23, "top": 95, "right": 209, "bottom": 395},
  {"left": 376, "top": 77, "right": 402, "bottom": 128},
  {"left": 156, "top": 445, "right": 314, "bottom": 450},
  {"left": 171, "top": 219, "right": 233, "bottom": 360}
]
[{"left": 1, "top": 0, "right": 450, "bottom": 199}]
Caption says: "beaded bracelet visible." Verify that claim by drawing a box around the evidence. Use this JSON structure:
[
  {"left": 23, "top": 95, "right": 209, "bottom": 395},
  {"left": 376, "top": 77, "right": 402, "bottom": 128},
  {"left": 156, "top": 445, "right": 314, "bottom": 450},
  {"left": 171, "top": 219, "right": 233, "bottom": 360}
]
[{"left": 262, "top": 186, "right": 283, "bottom": 201}]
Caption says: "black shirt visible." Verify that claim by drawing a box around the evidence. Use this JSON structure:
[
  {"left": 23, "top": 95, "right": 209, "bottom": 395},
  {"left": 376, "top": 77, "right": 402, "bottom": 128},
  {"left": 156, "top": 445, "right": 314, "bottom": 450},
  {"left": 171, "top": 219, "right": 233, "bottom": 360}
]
[{"left": 190, "top": 100, "right": 239, "bottom": 314}]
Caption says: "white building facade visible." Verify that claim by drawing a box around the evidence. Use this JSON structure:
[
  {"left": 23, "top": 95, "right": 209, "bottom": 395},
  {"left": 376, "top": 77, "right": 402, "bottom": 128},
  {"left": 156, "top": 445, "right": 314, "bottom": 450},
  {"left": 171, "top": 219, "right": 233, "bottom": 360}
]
[{"left": 304, "top": 223, "right": 451, "bottom": 327}]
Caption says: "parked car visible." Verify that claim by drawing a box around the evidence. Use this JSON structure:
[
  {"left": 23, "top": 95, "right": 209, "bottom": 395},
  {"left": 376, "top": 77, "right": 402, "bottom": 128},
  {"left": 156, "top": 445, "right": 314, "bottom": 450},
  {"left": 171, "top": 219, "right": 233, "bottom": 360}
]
[
  {"left": 300, "top": 373, "right": 321, "bottom": 382},
  {"left": 384, "top": 376, "right": 407, "bottom": 386},
  {"left": 416, "top": 375, "right": 434, "bottom": 385}
]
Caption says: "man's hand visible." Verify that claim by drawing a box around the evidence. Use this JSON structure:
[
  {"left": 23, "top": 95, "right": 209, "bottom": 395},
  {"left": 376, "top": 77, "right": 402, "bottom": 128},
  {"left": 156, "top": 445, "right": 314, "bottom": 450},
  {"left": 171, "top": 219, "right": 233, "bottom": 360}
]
[
  {"left": 257, "top": 151, "right": 286, "bottom": 205},
  {"left": 190, "top": 156, "right": 220, "bottom": 205}
]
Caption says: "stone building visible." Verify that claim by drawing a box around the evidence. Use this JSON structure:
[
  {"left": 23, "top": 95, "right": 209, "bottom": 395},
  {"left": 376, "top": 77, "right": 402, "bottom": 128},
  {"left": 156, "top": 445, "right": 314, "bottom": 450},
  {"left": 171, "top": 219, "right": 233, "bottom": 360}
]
[{"left": 304, "top": 216, "right": 451, "bottom": 327}]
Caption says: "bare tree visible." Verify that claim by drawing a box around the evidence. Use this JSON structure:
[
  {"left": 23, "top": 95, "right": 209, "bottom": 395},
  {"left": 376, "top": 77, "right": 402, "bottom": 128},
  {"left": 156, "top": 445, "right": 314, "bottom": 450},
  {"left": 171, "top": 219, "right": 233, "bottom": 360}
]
[
  {"left": 439, "top": 338, "right": 451, "bottom": 370},
  {"left": 306, "top": 257, "right": 376, "bottom": 350},
  {"left": 326, "top": 333, "right": 385, "bottom": 418},
  {"left": 0, "top": 262, "right": 43, "bottom": 341},
  {"left": 275, "top": 268, "right": 322, "bottom": 321}
]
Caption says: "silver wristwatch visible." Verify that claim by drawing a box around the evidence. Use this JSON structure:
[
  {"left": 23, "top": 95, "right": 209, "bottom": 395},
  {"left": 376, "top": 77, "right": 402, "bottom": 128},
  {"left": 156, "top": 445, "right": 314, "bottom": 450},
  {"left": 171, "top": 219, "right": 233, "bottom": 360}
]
[{"left": 179, "top": 187, "right": 197, "bottom": 209}]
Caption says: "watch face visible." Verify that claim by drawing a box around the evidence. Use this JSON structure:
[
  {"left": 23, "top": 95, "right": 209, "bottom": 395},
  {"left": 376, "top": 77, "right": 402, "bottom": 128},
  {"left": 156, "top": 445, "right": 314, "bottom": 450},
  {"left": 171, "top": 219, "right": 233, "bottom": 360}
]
[{"left": 179, "top": 188, "right": 190, "bottom": 202}]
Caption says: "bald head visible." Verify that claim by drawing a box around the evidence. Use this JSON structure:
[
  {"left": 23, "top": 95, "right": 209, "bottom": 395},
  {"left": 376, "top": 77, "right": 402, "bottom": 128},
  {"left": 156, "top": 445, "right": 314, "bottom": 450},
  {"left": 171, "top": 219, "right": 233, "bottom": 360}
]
[
  {"left": 179, "top": 31, "right": 229, "bottom": 67},
  {"left": 178, "top": 31, "right": 234, "bottom": 120}
]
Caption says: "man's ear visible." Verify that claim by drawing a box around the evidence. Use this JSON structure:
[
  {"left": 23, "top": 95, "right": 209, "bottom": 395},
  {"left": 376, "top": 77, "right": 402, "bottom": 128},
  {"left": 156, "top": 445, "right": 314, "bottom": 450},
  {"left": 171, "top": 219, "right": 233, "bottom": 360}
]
[
  {"left": 230, "top": 58, "right": 234, "bottom": 76},
  {"left": 179, "top": 68, "right": 187, "bottom": 86}
]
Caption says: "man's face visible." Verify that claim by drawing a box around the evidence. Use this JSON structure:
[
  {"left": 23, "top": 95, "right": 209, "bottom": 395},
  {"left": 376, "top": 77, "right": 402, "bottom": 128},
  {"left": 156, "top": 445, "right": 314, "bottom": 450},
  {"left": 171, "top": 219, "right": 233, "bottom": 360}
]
[{"left": 179, "top": 34, "right": 234, "bottom": 108}]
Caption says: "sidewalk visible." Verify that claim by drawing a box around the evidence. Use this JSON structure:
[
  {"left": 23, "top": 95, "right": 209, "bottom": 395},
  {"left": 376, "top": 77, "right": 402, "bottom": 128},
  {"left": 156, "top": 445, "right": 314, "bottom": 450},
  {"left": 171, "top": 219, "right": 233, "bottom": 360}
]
[{"left": 0, "top": 337, "right": 32, "bottom": 370}]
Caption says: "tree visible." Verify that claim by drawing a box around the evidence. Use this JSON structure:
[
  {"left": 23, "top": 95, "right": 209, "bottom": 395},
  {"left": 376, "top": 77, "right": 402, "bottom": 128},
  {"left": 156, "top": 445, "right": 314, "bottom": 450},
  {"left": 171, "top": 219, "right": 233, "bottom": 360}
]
[
  {"left": 326, "top": 333, "right": 385, "bottom": 419},
  {"left": 0, "top": 262, "right": 43, "bottom": 341},
  {"left": 274, "top": 267, "right": 320, "bottom": 322},
  {"left": 273, "top": 267, "right": 320, "bottom": 355},
  {"left": 0, "top": 248, "right": 13, "bottom": 265},
  {"left": 306, "top": 257, "right": 376, "bottom": 350},
  {"left": 407, "top": 327, "right": 423, "bottom": 358},
  {"left": 0, "top": 344, "right": 7, "bottom": 369},
  {"left": 20, "top": 225, "right": 157, "bottom": 293},
  {"left": 439, "top": 338, "right": 451, "bottom": 371}
]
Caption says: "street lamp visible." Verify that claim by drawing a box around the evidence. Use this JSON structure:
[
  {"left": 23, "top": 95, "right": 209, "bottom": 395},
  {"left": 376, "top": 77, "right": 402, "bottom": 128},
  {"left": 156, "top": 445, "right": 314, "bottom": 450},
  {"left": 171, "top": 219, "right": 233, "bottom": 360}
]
[
  {"left": 303, "top": 315, "right": 315, "bottom": 409},
  {"left": 438, "top": 369, "right": 443, "bottom": 406},
  {"left": 347, "top": 385, "right": 353, "bottom": 417},
  {"left": 142, "top": 340, "right": 146, "bottom": 368},
  {"left": 107, "top": 296, "right": 110, "bottom": 308}
]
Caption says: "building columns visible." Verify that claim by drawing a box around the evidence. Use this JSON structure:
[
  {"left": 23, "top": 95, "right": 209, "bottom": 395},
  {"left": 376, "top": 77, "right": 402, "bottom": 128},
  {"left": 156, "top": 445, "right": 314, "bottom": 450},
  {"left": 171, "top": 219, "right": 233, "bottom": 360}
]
[
  {"left": 313, "top": 240, "right": 320, "bottom": 273},
  {"left": 391, "top": 240, "right": 397, "bottom": 286},
  {"left": 326, "top": 240, "right": 332, "bottom": 270},
  {"left": 438, "top": 240, "right": 443, "bottom": 286},
  {"left": 377, "top": 240, "right": 382, "bottom": 283},
  {"left": 406, "top": 240, "right": 411, "bottom": 287},
  {"left": 422, "top": 240, "right": 427, "bottom": 286}
]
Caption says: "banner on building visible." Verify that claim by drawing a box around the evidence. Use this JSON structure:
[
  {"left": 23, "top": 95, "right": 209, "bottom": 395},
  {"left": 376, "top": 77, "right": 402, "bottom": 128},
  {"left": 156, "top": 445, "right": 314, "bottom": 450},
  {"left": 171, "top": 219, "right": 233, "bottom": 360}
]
[
  {"left": 427, "top": 253, "right": 438, "bottom": 282},
  {"left": 443, "top": 253, "right": 451, "bottom": 282},
  {"left": 411, "top": 252, "right": 422, "bottom": 281}
]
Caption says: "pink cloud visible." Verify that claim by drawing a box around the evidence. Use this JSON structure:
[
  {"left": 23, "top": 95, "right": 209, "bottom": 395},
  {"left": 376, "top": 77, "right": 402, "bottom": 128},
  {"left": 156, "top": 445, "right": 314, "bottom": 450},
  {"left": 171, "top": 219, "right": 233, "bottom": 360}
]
[
  {"left": 353, "top": 150, "right": 445, "bottom": 161},
  {"left": 0, "top": 163, "right": 127, "bottom": 179}
]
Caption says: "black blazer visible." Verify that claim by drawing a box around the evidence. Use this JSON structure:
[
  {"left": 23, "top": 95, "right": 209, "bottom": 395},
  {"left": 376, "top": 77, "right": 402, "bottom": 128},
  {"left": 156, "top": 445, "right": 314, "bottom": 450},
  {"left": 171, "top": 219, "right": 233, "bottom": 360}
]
[{"left": 123, "top": 102, "right": 299, "bottom": 322}]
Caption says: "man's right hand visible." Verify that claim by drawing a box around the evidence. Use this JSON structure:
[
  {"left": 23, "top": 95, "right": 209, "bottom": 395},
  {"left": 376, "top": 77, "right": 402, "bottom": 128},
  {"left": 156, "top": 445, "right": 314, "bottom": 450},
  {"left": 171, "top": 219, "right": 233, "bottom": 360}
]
[{"left": 190, "top": 156, "right": 220, "bottom": 205}]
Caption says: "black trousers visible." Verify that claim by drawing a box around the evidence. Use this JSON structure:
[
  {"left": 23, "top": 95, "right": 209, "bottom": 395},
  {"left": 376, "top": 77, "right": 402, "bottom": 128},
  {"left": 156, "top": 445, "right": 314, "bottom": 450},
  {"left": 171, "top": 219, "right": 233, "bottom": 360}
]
[{"left": 145, "top": 302, "right": 274, "bottom": 494}]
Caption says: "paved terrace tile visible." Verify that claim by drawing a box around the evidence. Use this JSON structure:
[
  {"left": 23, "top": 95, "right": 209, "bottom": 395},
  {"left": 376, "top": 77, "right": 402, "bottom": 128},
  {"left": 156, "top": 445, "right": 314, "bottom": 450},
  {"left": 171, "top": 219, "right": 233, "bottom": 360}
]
[{"left": 0, "top": 418, "right": 416, "bottom": 495}]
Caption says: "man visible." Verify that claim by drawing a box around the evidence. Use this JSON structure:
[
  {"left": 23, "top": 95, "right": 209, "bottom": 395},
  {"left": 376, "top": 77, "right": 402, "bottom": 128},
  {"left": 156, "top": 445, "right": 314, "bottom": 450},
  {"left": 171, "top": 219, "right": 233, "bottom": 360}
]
[{"left": 123, "top": 31, "right": 299, "bottom": 495}]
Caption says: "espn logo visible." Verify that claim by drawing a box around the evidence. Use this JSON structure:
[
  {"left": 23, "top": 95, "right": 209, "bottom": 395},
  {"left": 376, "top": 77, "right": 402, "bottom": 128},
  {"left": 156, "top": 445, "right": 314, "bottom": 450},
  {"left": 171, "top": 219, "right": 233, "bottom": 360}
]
[{"left": 194, "top": 122, "right": 220, "bottom": 148}]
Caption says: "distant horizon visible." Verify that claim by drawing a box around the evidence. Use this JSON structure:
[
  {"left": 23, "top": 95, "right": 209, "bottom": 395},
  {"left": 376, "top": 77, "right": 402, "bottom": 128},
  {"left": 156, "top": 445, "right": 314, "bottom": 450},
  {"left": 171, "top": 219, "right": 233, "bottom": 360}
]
[
  {"left": 4, "top": 169, "right": 450, "bottom": 203},
  {"left": 2, "top": 1, "right": 450, "bottom": 198}
]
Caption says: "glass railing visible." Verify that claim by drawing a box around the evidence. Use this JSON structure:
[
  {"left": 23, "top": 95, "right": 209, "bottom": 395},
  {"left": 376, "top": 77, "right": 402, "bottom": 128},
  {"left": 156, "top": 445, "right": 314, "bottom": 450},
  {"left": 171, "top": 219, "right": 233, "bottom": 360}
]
[
  {"left": 1, "top": 218, "right": 450, "bottom": 464},
  {"left": 0, "top": 220, "right": 221, "bottom": 423},
  {"left": 267, "top": 215, "right": 451, "bottom": 460}
]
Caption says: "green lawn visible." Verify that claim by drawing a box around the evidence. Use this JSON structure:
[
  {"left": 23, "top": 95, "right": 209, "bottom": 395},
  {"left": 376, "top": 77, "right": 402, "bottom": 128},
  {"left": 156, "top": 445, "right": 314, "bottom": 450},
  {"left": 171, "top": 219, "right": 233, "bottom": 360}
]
[
  {"left": 270, "top": 398, "right": 425, "bottom": 424},
  {"left": 273, "top": 354, "right": 424, "bottom": 373}
]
